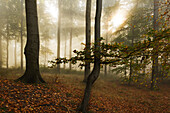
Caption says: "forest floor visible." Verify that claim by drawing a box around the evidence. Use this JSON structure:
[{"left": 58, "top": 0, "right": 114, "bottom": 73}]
[{"left": 0, "top": 71, "right": 170, "bottom": 113}]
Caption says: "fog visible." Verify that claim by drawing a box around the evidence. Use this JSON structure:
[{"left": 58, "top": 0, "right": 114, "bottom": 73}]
[{"left": 0, "top": 0, "right": 168, "bottom": 70}]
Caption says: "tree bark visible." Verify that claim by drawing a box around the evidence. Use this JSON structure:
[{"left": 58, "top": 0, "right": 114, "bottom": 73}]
[
  {"left": 64, "top": 34, "right": 67, "bottom": 69},
  {"left": 6, "top": 23, "right": 9, "bottom": 69},
  {"left": 78, "top": 0, "right": 102, "bottom": 112},
  {"left": 128, "top": 24, "right": 134, "bottom": 85},
  {"left": 15, "top": 38, "right": 17, "bottom": 68},
  {"left": 151, "top": 0, "right": 159, "bottom": 89},
  {"left": 57, "top": 0, "right": 61, "bottom": 73},
  {"left": 20, "top": 0, "right": 24, "bottom": 71},
  {"left": 104, "top": 30, "right": 108, "bottom": 76},
  {"left": 69, "top": 1, "right": 73, "bottom": 71},
  {"left": 69, "top": 28, "right": 72, "bottom": 70},
  {"left": 16, "top": 0, "right": 45, "bottom": 83},
  {"left": 84, "top": 0, "right": 92, "bottom": 82},
  {"left": 0, "top": 36, "right": 2, "bottom": 68}
]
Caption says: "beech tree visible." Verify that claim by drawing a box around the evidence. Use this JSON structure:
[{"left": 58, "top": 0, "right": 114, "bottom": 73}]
[
  {"left": 151, "top": 0, "right": 159, "bottom": 89},
  {"left": 57, "top": 0, "right": 61, "bottom": 73},
  {"left": 78, "top": 0, "right": 102, "bottom": 112},
  {"left": 20, "top": 0, "right": 24, "bottom": 70},
  {"left": 16, "top": 0, "right": 45, "bottom": 83},
  {"left": 84, "top": 0, "right": 92, "bottom": 82}
]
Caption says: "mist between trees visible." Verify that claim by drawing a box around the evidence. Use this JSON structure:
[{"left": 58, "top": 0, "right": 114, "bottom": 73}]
[{"left": 0, "top": 0, "right": 169, "bottom": 112}]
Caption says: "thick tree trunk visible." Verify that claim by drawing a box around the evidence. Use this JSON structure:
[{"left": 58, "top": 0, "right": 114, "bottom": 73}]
[
  {"left": 16, "top": 0, "right": 45, "bottom": 83},
  {"left": 20, "top": 0, "right": 24, "bottom": 70},
  {"left": 151, "top": 0, "right": 159, "bottom": 89},
  {"left": 0, "top": 36, "right": 2, "bottom": 68},
  {"left": 78, "top": 0, "right": 102, "bottom": 112},
  {"left": 84, "top": 0, "right": 92, "bottom": 82},
  {"left": 57, "top": 0, "right": 61, "bottom": 73}
]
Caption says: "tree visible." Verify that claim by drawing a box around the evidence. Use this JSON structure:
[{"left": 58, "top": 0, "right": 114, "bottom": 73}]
[
  {"left": 20, "top": 0, "right": 24, "bottom": 70},
  {"left": 57, "top": 0, "right": 61, "bottom": 73},
  {"left": 78, "top": 0, "right": 102, "bottom": 112},
  {"left": 84, "top": 0, "right": 92, "bottom": 82},
  {"left": 16, "top": 0, "right": 45, "bottom": 83},
  {"left": 69, "top": 1, "right": 73, "bottom": 70},
  {"left": 0, "top": 36, "right": 2, "bottom": 68},
  {"left": 151, "top": 0, "right": 159, "bottom": 89}
]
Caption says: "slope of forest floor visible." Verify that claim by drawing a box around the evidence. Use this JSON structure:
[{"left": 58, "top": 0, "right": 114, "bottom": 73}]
[{"left": 0, "top": 72, "right": 169, "bottom": 113}]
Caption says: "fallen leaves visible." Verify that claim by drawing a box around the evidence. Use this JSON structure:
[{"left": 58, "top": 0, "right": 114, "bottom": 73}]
[{"left": 0, "top": 78, "right": 169, "bottom": 113}]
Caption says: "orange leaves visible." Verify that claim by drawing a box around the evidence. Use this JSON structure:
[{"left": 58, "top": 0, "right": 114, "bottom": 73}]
[{"left": 0, "top": 78, "right": 169, "bottom": 113}]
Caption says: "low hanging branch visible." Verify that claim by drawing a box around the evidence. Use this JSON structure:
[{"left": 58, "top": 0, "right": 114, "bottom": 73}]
[{"left": 49, "top": 28, "right": 169, "bottom": 68}]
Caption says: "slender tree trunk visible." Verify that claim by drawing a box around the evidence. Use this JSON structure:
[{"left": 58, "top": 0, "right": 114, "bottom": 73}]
[
  {"left": 78, "top": 0, "right": 102, "bottom": 112},
  {"left": 69, "top": 28, "right": 72, "bottom": 70},
  {"left": 128, "top": 25, "right": 134, "bottom": 85},
  {"left": 16, "top": 0, "right": 45, "bottom": 83},
  {"left": 64, "top": 35, "right": 67, "bottom": 69},
  {"left": 104, "top": 30, "right": 108, "bottom": 76},
  {"left": 84, "top": 0, "right": 92, "bottom": 82},
  {"left": 15, "top": 38, "right": 17, "bottom": 68},
  {"left": 6, "top": 23, "right": 9, "bottom": 69},
  {"left": 104, "top": 4, "right": 109, "bottom": 76},
  {"left": 69, "top": 1, "right": 73, "bottom": 71},
  {"left": 20, "top": 0, "right": 24, "bottom": 70},
  {"left": 124, "top": 65, "right": 127, "bottom": 78},
  {"left": 44, "top": 40, "right": 47, "bottom": 67},
  {"left": 57, "top": 0, "right": 61, "bottom": 73},
  {"left": 151, "top": 0, "right": 159, "bottom": 89},
  {"left": 0, "top": 36, "right": 2, "bottom": 68}
]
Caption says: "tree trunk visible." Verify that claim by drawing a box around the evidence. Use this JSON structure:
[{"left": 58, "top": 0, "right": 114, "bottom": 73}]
[
  {"left": 16, "top": 0, "right": 45, "bottom": 83},
  {"left": 128, "top": 24, "right": 134, "bottom": 85},
  {"left": 64, "top": 35, "right": 67, "bottom": 69},
  {"left": 78, "top": 0, "right": 102, "bottom": 112},
  {"left": 104, "top": 7, "right": 109, "bottom": 76},
  {"left": 129, "top": 58, "right": 132, "bottom": 85},
  {"left": 44, "top": 40, "right": 47, "bottom": 67},
  {"left": 57, "top": 0, "right": 61, "bottom": 73},
  {"left": 15, "top": 38, "right": 17, "bottom": 68},
  {"left": 0, "top": 36, "right": 2, "bottom": 68},
  {"left": 124, "top": 65, "right": 127, "bottom": 78},
  {"left": 104, "top": 31, "right": 108, "bottom": 76},
  {"left": 84, "top": 0, "right": 92, "bottom": 82},
  {"left": 151, "top": 0, "right": 159, "bottom": 89},
  {"left": 6, "top": 23, "right": 9, "bottom": 69},
  {"left": 69, "top": 28, "right": 72, "bottom": 70},
  {"left": 20, "top": 0, "right": 24, "bottom": 71},
  {"left": 69, "top": 1, "right": 73, "bottom": 71}
]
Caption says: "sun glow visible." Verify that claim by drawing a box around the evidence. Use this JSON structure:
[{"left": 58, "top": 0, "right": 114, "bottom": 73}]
[
  {"left": 109, "top": 9, "right": 127, "bottom": 33},
  {"left": 45, "top": 1, "right": 58, "bottom": 21},
  {"left": 109, "top": 0, "right": 134, "bottom": 33}
]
